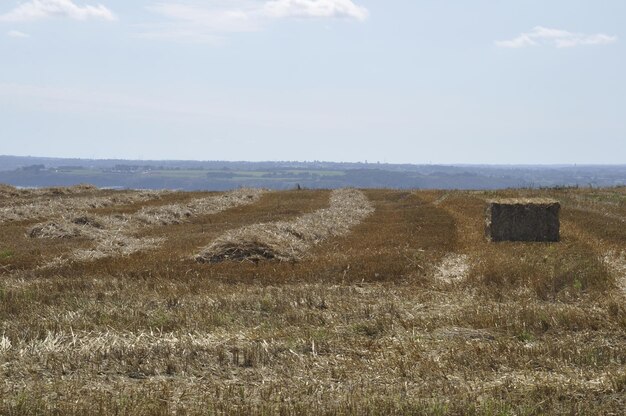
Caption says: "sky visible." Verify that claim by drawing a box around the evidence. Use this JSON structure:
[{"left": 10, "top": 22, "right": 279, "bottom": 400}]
[{"left": 0, "top": 0, "right": 625, "bottom": 164}]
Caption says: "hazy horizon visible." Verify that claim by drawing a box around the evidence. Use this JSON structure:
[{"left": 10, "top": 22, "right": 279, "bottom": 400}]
[
  {"left": 1, "top": 1, "right": 625, "bottom": 164},
  {"left": 3, "top": 153, "right": 626, "bottom": 168}
]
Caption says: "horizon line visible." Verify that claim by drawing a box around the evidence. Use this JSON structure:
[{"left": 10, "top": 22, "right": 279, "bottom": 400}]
[{"left": 1, "top": 155, "right": 625, "bottom": 168}]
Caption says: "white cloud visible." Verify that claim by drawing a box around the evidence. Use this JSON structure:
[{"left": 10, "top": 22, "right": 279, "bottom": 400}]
[
  {"left": 496, "top": 26, "right": 617, "bottom": 49},
  {"left": 7, "top": 30, "right": 30, "bottom": 38},
  {"left": 0, "top": 0, "right": 116, "bottom": 22},
  {"left": 263, "top": 0, "right": 368, "bottom": 21},
  {"left": 142, "top": 0, "right": 368, "bottom": 42},
  {"left": 147, "top": 2, "right": 261, "bottom": 33}
]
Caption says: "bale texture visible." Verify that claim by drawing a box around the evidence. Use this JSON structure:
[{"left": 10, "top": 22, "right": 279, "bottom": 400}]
[{"left": 486, "top": 198, "right": 560, "bottom": 242}]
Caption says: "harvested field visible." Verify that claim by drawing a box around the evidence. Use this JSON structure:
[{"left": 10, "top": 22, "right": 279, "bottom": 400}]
[
  {"left": 30, "top": 188, "right": 266, "bottom": 265},
  {"left": 0, "top": 184, "right": 21, "bottom": 199},
  {"left": 133, "top": 187, "right": 266, "bottom": 226},
  {"left": 0, "top": 183, "right": 97, "bottom": 200},
  {"left": 28, "top": 188, "right": 266, "bottom": 239},
  {"left": 433, "top": 253, "right": 470, "bottom": 283},
  {"left": 195, "top": 188, "right": 373, "bottom": 262},
  {"left": 0, "top": 186, "right": 625, "bottom": 415},
  {"left": 0, "top": 190, "right": 166, "bottom": 223}
]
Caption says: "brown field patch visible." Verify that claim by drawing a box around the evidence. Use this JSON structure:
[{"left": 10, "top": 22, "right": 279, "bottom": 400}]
[
  {"left": 28, "top": 189, "right": 267, "bottom": 266},
  {"left": 0, "top": 186, "right": 625, "bottom": 415},
  {"left": 195, "top": 188, "right": 374, "bottom": 262},
  {"left": 0, "top": 189, "right": 166, "bottom": 223}
]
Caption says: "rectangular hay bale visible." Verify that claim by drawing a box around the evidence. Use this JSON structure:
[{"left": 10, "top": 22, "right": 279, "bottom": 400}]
[{"left": 486, "top": 198, "right": 560, "bottom": 242}]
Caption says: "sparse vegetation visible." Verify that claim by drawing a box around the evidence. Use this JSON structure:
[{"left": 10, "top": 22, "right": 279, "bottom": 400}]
[{"left": 0, "top": 185, "right": 624, "bottom": 415}]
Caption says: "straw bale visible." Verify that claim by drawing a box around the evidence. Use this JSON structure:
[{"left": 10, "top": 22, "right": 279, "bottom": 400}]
[
  {"left": 486, "top": 198, "right": 560, "bottom": 242},
  {"left": 196, "top": 188, "right": 374, "bottom": 263}
]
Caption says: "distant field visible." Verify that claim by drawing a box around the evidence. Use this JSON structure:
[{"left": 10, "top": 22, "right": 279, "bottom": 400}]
[
  {"left": 4, "top": 157, "right": 624, "bottom": 191},
  {"left": 0, "top": 184, "right": 625, "bottom": 415},
  {"left": 57, "top": 168, "right": 347, "bottom": 180}
]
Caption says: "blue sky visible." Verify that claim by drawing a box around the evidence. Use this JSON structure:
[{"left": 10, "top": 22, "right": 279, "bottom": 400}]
[{"left": 0, "top": 0, "right": 624, "bottom": 164}]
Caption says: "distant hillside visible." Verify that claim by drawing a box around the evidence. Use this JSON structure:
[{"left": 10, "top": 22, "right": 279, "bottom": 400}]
[{"left": 0, "top": 155, "right": 624, "bottom": 190}]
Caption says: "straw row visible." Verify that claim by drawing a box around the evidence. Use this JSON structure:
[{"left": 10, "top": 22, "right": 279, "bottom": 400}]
[
  {"left": 195, "top": 188, "right": 374, "bottom": 263},
  {"left": 36, "top": 188, "right": 266, "bottom": 264},
  {"left": 0, "top": 183, "right": 98, "bottom": 200},
  {"left": 29, "top": 188, "right": 266, "bottom": 239},
  {"left": 0, "top": 189, "right": 166, "bottom": 223}
]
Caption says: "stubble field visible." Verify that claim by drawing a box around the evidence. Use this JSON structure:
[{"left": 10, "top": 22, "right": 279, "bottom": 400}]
[{"left": 0, "top": 184, "right": 625, "bottom": 415}]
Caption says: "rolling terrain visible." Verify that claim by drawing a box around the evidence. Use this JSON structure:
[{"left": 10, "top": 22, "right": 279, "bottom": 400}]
[
  {"left": 0, "top": 184, "right": 625, "bottom": 415},
  {"left": 2, "top": 155, "right": 625, "bottom": 190}
]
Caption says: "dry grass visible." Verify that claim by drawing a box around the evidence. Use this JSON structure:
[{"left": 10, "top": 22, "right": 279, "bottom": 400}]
[
  {"left": 0, "top": 183, "right": 97, "bottom": 200},
  {"left": 433, "top": 253, "right": 470, "bottom": 283},
  {"left": 0, "top": 189, "right": 166, "bottom": 223},
  {"left": 0, "top": 183, "right": 21, "bottom": 199},
  {"left": 0, "top": 186, "right": 625, "bottom": 415},
  {"left": 132, "top": 188, "right": 266, "bottom": 226},
  {"left": 29, "top": 188, "right": 266, "bottom": 265},
  {"left": 604, "top": 250, "right": 626, "bottom": 296},
  {"left": 195, "top": 188, "right": 373, "bottom": 262}
]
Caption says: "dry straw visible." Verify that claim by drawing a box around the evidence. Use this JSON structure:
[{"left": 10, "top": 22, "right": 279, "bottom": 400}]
[
  {"left": 485, "top": 198, "right": 561, "bottom": 242},
  {"left": 195, "top": 188, "right": 374, "bottom": 263},
  {"left": 0, "top": 183, "right": 97, "bottom": 200},
  {"left": 29, "top": 188, "right": 266, "bottom": 240},
  {"left": 0, "top": 184, "right": 21, "bottom": 198},
  {"left": 132, "top": 188, "right": 266, "bottom": 226},
  {"left": 34, "top": 188, "right": 266, "bottom": 264},
  {"left": 0, "top": 189, "right": 165, "bottom": 223},
  {"left": 28, "top": 213, "right": 132, "bottom": 240}
]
